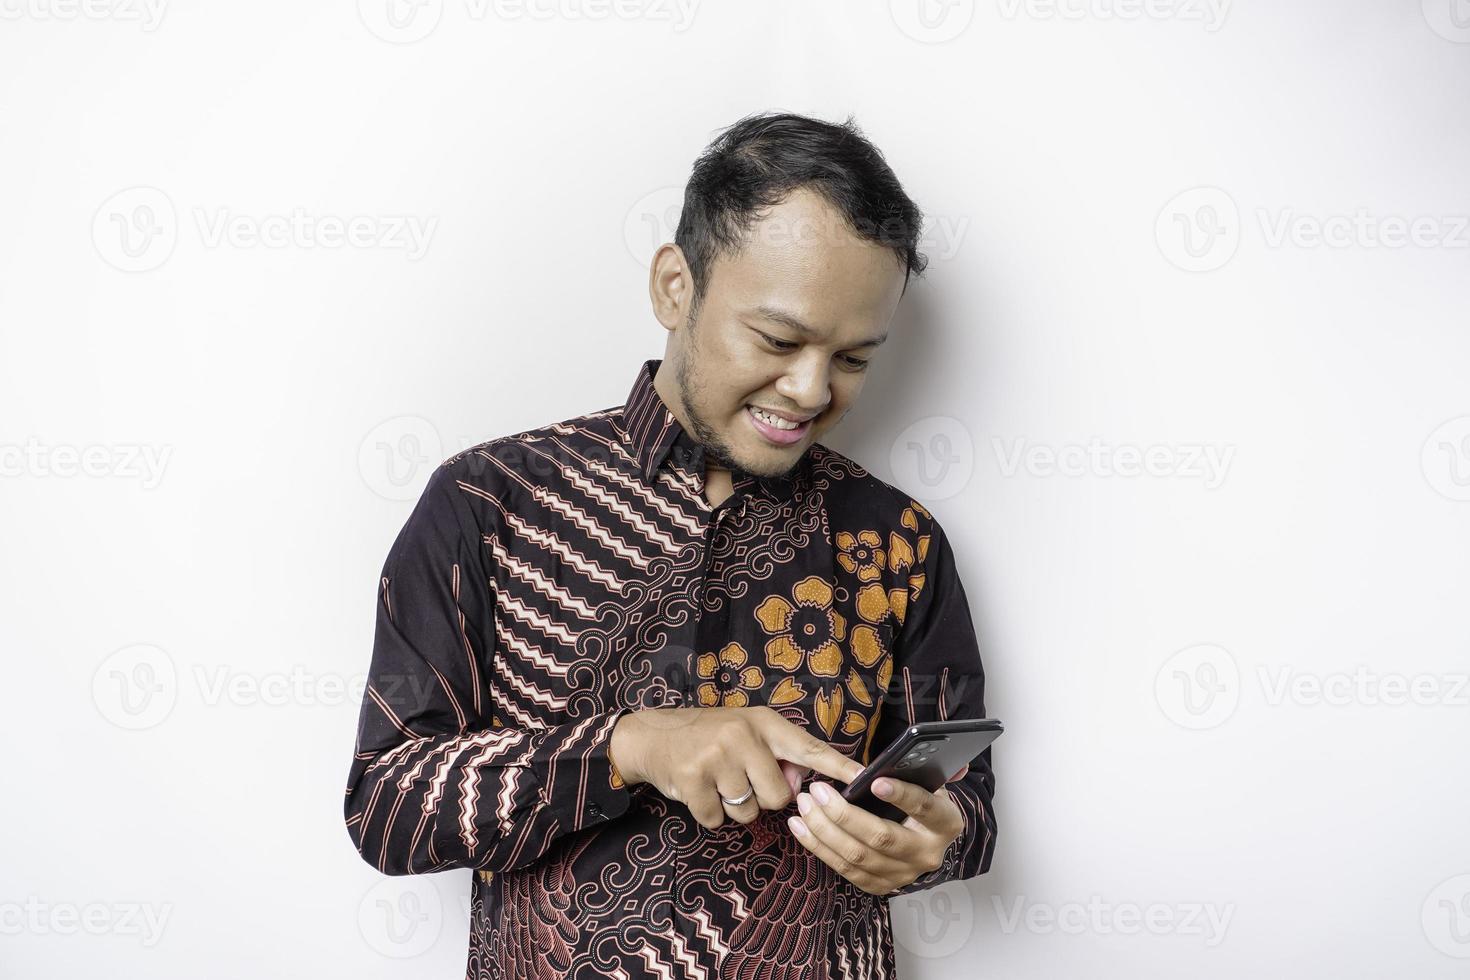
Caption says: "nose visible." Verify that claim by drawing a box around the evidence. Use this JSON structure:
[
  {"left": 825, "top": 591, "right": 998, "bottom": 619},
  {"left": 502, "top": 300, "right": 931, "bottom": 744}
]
[{"left": 774, "top": 356, "right": 832, "bottom": 416}]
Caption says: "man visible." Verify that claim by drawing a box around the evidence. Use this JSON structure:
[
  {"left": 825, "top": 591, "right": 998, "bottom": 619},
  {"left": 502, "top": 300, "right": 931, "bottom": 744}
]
[{"left": 344, "top": 111, "right": 997, "bottom": 979}]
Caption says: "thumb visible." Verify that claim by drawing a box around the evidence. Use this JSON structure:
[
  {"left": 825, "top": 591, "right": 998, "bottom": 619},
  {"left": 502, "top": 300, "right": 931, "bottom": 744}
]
[
  {"left": 779, "top": 759, "right": 809, "bottom": 797},
  {"left": 946, "top": 764, "right": 969, "bottom": 783}
]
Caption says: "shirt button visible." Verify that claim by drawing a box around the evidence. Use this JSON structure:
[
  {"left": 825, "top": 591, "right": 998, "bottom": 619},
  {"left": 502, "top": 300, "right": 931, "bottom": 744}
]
[{"left": 586, "top": 802, "right": 604, "bottom": 820}]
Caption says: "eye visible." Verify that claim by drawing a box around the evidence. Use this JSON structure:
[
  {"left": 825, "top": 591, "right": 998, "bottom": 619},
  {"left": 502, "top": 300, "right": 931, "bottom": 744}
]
[{"left": 755, "top": 328, "right": 869, "bottom": 370}]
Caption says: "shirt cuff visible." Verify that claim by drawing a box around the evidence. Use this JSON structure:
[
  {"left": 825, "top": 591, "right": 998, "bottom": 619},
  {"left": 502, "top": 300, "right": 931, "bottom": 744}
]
[{"left": 549, "top": 705, "right": 648, "bottom": 833}]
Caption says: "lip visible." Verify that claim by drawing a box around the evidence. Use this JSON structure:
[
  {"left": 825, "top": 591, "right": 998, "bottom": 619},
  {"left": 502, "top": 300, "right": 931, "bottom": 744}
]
[
  {"left": 749, "top": 405, "right": 815, "bottom": 424},
  {"left": 746, "top": 405, "right": 811, "bottom": 446}
]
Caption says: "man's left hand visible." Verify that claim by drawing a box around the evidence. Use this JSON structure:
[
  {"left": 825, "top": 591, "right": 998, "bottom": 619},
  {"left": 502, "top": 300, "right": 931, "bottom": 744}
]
[{"left": 786, "top": 768, "right": 966, "bottom": 896}]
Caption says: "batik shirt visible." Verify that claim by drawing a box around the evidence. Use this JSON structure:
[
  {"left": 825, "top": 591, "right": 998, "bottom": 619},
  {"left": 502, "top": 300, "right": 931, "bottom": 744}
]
[{"left": 344, "top": 357, "right": 997, "bottom": 980}]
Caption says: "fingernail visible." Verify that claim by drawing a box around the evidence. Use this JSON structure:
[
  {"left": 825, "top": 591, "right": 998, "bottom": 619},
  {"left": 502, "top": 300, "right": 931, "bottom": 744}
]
[
  {"left": 797, "top": 793, "right": 811, "bottom": 815},
  {"left": 811, "top": 782, "right": 832, "bottom": 804},
  {"left": 788, "top": 816, "right": 808, "bottom": 837},
  {"left": 873, "top": 779, "right": 892, "bottom": 798}
]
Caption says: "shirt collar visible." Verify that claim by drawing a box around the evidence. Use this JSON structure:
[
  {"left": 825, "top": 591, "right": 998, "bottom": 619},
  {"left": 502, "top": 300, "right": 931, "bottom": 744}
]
[{"left": 621, "top": 357, "right": 802, "bottom": 503}]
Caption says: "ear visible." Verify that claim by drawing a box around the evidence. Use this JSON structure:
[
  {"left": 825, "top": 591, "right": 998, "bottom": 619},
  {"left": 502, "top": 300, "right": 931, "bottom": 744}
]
[{"left": 649, "top": 243, "right": 694, "bottom": 331}]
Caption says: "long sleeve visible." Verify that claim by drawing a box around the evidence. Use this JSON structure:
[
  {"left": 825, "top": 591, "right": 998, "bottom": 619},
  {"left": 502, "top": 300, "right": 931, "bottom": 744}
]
[
  {"left": 343, "top": 459, "right": 639, "bottom": 877},
  {"left": 874, "top": 505, "right": 998, "bottom": 898}
]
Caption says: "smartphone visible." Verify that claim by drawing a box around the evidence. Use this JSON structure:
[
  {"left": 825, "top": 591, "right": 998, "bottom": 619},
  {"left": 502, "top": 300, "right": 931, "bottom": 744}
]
[{"left": 840, "top": 718, "right": 1003, "bottom": 823}]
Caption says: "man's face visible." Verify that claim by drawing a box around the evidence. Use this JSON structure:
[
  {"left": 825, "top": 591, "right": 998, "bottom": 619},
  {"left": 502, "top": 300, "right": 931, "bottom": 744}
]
[{"left": 653, "top": 188, "right": 908, "bottom": 480}]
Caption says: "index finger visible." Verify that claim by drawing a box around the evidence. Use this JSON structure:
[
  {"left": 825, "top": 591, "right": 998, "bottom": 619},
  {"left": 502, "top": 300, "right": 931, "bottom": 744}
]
[{"left": 759, "top": 710, "right": 864, "bottom": 786}]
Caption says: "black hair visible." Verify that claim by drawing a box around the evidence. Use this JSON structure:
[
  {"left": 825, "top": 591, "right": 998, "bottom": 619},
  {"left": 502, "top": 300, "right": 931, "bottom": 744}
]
[{"left": 674, "top": 111, "right": 928, "bottom": 320}]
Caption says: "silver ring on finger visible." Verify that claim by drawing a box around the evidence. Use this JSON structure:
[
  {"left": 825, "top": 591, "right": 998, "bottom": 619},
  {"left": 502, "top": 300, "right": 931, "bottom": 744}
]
[{"left": 720, "top": 787, "right": 754, "bottom": 806}]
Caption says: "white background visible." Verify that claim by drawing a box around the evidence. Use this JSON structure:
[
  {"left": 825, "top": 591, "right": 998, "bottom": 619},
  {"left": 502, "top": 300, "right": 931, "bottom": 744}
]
[{"left": 3, "top": 1, "right": 1469, "bottom": 977}]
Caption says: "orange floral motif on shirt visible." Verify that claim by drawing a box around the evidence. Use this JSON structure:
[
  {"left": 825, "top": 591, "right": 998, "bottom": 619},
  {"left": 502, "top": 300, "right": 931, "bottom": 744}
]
[
  {"left": 754, "top": 575, "right": 850, "bottom": 737},
  {"left": 695, "top": 641, "right": 765, "bottom": 708},
  {"left": 835, "top": 529, "right": 885, "bottom": 582},
  {"left": 850, "top": 502, "right": 936, "bottom": 763},
  {"left": 850, "top": 568, "right": 898, "bottom": 758},
  {"left": 752, "top": 506, "right": 936, "bottom": 745},
  {"left": 890, "top": 502, "right": 932, "bottom": 613}
]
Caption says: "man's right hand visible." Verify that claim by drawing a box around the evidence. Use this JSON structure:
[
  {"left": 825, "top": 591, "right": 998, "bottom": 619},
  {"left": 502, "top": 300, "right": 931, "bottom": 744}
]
[{"left": 609, "top": 706, "right": 865, "bottom": 830}]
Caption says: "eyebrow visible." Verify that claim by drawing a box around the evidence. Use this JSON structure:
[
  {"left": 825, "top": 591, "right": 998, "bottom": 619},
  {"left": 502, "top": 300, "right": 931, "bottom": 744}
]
[{"left": 753, "top": 305, "right": 888, "bottom": 348}]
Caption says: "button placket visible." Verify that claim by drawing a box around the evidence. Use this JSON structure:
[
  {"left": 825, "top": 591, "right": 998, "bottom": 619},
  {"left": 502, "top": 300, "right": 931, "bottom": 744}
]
[{"left": 674, "top": 523, "right": 704, "bottom": 953}]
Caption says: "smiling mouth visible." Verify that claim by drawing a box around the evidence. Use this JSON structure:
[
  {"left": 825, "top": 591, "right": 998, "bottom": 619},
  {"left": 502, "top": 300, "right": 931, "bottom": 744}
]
[{"left": 746, "top": 404, "right": 813, "bottom": 445}]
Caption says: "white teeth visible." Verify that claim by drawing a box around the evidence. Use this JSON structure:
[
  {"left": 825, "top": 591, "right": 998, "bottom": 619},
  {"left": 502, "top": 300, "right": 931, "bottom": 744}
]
[{"left": 750, "top": 406, "right": 801, "bottom": 430}]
